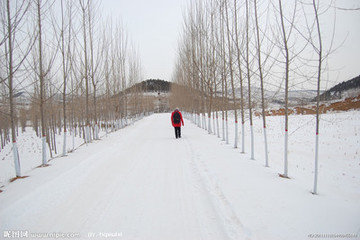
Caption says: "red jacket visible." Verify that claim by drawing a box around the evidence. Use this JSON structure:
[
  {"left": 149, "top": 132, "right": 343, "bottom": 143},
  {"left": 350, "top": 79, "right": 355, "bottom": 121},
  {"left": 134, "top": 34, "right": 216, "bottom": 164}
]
[{"left": 171, "top": 110, "right": 184, "bottom": 127}]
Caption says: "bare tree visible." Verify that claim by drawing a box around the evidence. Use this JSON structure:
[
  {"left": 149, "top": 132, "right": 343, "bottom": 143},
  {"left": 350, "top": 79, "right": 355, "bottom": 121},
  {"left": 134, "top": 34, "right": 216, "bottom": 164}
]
[
  {"left": 311, "top": 0, "right": 323, "bottom": 195},
  {"left": 277, "top": 0, "right": 298, "bottom": 178},
  {"left": 224, "top": 0, "right": 238, "bottom": 148},
  {"left": 53, "top": 0, "right": 75, "bottom": 156},
  {"left": 87, "top": 0, "right": 102, "bottom": 140},
  {"left": 254, "top": 0, "right": 269, "bottom": 166},
  {"left": 233, "top": 0, "right": 246, "bottom": 153},
  {"left": 245, "top": 0, "right": 255, "bottom": 160},
  {"left": 219, "top": 0, "right": 229, "bottom": 144},
  {"left": 79, "top": 0, "right": 91, "bottom": 143},
  {"left": 1, "top": 0, "right": 32, "bottom": 176},
  {"left": 34, "top": 0, "right": 57, "bottom": 166}
]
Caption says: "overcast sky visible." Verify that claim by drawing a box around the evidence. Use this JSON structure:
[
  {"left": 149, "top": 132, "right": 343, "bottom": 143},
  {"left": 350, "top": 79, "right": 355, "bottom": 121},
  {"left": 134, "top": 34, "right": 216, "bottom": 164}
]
[
  {"left": 102, "top": 0, "right": 184, "bottom": 82},
  {"left": 101, "top": 0, "right": 360, "bottom": 88}
]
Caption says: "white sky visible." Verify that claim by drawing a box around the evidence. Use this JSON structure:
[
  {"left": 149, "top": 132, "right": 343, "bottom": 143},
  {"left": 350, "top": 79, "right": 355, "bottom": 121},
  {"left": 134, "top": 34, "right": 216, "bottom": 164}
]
[
  {"left": 323, "top": 0, "right": 360, "bottom": 88},
  {"left": 102, "top": 0, "right": 185, "bottom": 82},
  {"left": 101, "top": 0, "right": 360, "bottom": 88}
]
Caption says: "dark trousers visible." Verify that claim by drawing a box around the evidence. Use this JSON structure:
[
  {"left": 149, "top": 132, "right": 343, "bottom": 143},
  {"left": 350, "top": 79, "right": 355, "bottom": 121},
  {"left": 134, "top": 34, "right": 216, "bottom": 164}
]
[{"left": 174, "top": 127, "right": 181, "bottom": 138}]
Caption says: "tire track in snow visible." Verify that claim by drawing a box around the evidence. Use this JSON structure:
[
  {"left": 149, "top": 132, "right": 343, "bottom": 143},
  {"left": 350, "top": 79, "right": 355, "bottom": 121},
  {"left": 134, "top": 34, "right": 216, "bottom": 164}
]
[
  {"left": 178, "top": 137, "right": 228, "bottom": 240},
  {"left": 183, "top": 136, "right": 252, "bottom": 240}
]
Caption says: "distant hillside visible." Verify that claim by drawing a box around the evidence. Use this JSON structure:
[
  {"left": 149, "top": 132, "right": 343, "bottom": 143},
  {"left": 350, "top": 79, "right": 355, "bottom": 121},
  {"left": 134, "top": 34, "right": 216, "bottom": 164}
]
[
  {"left": 232, "top": 87, "right": 322, "bottom": 106},
  {"left": 125, "top": 79, "right": 171, "bottom": 93},
  {"left": 314, "top": 75, "right": 360, "bottom": 101},
  {"left": 115, "top": 79, "right": 172, "bottom": 113}
]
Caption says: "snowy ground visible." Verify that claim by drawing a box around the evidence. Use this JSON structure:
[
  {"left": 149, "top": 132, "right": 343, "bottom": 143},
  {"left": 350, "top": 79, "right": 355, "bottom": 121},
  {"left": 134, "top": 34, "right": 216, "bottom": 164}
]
[
  {"left": 0, "top": 128, "right": 85, "bottom": 185},
  {"left": 0, "top": 112, "right": 359, "bottom": 240},
  {"left": 0, "top": 127, "right": 94, "bottom": 185}
]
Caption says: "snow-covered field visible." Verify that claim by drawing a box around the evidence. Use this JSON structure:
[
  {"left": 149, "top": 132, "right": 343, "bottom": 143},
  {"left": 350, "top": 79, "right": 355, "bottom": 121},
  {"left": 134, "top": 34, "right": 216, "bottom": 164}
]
[
  {"left": 0, "top": 129, "right": 84, "bottom": 185},
  {"left": 211, "top": 110, "right": 360, "bottom": 198},
  {"left": 0, "top": 112, "right": 359, "bottom": 240}
]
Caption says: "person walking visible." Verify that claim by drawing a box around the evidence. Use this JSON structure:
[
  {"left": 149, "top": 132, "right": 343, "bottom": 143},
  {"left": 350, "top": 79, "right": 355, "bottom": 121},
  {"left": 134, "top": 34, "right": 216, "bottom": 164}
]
[{"left": 171, "top": 108, "right": 184, "bottom": 138}]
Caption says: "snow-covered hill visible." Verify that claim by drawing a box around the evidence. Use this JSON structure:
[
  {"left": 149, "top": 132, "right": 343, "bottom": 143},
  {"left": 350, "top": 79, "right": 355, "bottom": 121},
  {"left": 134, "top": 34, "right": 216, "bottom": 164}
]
[{"left": 316, "top": 75, "right": 360, "bottom": 101}]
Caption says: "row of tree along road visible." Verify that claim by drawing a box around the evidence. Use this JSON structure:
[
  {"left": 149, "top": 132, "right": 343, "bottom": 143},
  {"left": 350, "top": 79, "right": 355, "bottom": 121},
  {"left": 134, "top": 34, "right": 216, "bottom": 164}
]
[
  {"left": 0, "top": 0, "right": 149, "bottom": 179},
  {"left": 170, "top": 0, "right": 344, "bottom": 194}
]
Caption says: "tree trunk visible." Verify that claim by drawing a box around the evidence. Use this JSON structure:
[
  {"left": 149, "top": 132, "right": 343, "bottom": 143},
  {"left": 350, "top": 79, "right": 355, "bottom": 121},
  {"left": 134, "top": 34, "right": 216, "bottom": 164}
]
[
  {"left": 279, "top": 0, "right": 290, "bottom": 177},
  {"left": 312, "top": 0, "right": 323, "bottom": 194},
  {"left": 6, "top": 0, "right": 21, "bottom": 176},
  {"left": 224, "top": 0, "right": 238, "bottom": 148},
  {"left": 254, "top": 0, "right": 269, "bottom": 166},
  {"left": 36, "top": 0, "right": 48, "bottom": 166},
  {"left": 246, "top": 0, "right": 255, "bottom": 160}
]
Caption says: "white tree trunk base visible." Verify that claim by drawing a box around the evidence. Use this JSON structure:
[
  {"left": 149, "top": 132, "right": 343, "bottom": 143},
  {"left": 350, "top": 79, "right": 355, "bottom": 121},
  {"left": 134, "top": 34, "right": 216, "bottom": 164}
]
[
  {"left": 42, "top": 136, "right": 47, "bottom": 166},
  {"left": 12, "top": 142, "right": 21, "bottom": 177}
]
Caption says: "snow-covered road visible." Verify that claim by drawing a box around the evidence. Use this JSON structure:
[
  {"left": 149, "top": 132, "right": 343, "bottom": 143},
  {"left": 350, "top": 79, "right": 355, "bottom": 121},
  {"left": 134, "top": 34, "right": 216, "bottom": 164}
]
[
  {"left": 0, "top": 114, "right": 249, "bottom": 240},
  {"left": 1, "top": 113, "right": 359, "bottom": 240}
]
